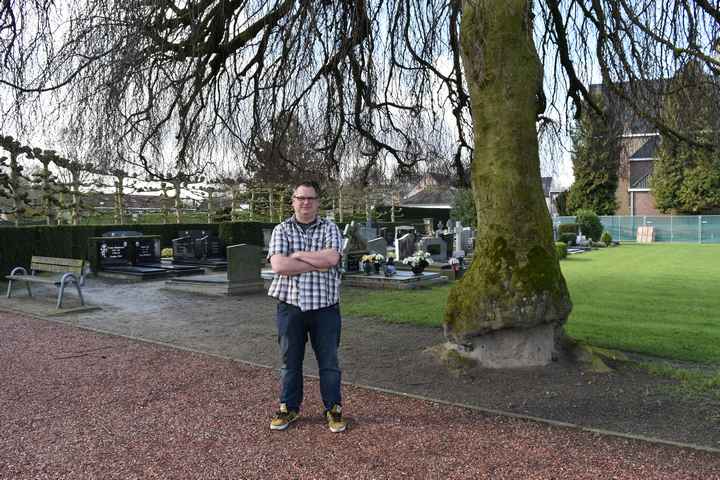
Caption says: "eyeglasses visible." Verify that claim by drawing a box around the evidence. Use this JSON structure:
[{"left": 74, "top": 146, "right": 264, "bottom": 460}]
[{"left": 293, "top": 196, "right": 318, "bottom": 202}]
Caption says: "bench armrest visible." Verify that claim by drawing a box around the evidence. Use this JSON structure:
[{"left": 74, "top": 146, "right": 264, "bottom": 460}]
[
  {"left": 9, "top": 267, "right": 28, "bottom": 276},
  {"left": 60, "top": 272, "right": 79, "bottom": 285}
]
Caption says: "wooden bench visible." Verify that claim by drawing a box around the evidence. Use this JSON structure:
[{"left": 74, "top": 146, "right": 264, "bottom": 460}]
[{"left": 6, "top": 256, "right": 86, "bottom": 309}]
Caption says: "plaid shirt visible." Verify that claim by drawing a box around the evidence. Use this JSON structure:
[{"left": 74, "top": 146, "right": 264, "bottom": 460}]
[{"left": 267, "top": 215, "right": 343, "bottom": 311}]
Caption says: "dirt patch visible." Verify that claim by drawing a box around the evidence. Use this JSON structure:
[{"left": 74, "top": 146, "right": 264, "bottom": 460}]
[{"left": 2, "top": 312, "right": 720, "bottom": 479}]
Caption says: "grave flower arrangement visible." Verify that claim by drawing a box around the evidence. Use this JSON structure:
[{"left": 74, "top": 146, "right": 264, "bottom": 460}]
[
  {"left": 448, "top": 256, "right": 463, "bottom": 272},
  {"left": 403, "top": 251, "right": 433, "bottom": 274},
  {"left": 360, "top": 253, "right": 385, "bottom": 274}
]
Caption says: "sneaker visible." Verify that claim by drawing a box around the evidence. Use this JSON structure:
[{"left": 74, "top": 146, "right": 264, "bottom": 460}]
[
  {"left": 270, "top": 403, "right": 299, "bottom": 431},
  {"left": 325, "top": 404, "right": 346, "bottom": 433}
]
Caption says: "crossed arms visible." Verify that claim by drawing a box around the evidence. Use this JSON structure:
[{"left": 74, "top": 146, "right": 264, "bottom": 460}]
[{"left": 270, "top": 249, "right": 340, "bottom": 276}]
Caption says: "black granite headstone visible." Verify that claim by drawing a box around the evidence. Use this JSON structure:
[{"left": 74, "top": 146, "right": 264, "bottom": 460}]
[
  {"left": 134, "top": 238, "right": 160, "bottom": 264},
  {"left": 98, "top": 238, "right": 132, "bottom": 267},
  {"left": 172, "top": 236, "right": 198, "bottom": 262}
]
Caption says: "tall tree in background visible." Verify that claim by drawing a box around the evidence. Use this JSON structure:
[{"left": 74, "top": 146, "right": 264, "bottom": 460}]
[
  {"left": 652, "top": 62, "right": 720, "bottom": 213},
  {"left": 566, "top": 95, "right": 620, "bottom": 215},
  {"left": 1, "top": 1, "right": 719, "bottom": 367}
]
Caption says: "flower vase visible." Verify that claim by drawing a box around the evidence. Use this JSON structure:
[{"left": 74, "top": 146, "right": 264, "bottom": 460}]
[
  {"left": 373, "top": 263, "right": 382, "bottom": 274},
  {"left": 363, "top": 262, "right": 373, "bottom": 275},
  {"left": 384, "top": 264, "right": 396, "bottom": 277},
  {"left": 411, "top": 265, "right": 425, "bottom": 276}
]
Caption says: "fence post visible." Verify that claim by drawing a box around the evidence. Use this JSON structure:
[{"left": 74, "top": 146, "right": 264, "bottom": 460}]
[
  {"left": 670, "top": 214, "right": 673, "bottom": 243},
  {"left": 698, "top": 216, "right": 702, "bottom": 244}
]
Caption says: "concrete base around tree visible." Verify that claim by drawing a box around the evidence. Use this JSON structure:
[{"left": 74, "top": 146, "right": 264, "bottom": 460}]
[{"left": 452, "top": 323, "right": 556, "bottom": 368}]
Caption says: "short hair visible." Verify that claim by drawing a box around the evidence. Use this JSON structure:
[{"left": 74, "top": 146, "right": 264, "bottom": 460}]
[{"left": 294, "top": 180, "right": 321, "bottom": 197}]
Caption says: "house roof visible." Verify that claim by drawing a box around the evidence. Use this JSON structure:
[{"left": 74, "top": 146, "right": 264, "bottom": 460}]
[
  {"left": 589, "top": 82, "right": 664, "bottom": 135},
  {"left": 400, "top": 187, "right": 456, "bottom": 208},
  {"left": 630, "top": 136, "right": 660, "bottom": 159}
]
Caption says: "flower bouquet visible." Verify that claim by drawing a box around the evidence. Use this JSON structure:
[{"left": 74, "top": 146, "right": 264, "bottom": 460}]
[{"left": 402, "top": 251, "right": 433, "bottom": 275}]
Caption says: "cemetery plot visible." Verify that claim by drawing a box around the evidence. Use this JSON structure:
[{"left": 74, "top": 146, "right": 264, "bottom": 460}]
[
  {"left": 90, "top": 235, "right": 170, "bottom": 279},
  {"left": 171, "top": 230, "right": 228, "bottom": 270},
  {"left": 165, "top": 244, "right": 264, "bottom": 295}
]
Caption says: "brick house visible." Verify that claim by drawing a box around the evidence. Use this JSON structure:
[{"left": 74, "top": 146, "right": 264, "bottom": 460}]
[{"left": 590, "top": 83, "right": 661, "bottom": 216}]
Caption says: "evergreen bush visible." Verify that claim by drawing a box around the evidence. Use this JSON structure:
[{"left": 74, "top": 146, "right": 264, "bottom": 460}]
[
  {"left": 600, "top": 230, "right": 613, "bottom": 245},
  {"left": 559, "top": 232, "right": 576, "bottom": 246},
  {"left": 555, "top": 242, "right": 568, "bottom": 260}
]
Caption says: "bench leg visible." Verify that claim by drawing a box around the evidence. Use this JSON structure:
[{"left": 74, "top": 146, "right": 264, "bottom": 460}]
[
  {"left": 75, "top": 282, "right": 85, "bottom": 306},
  {"left": 57, "top": 282, "right": 65, "bottom": 309},
  {"left": 6, "top": 280, "right": 31, "bottom": 298}
]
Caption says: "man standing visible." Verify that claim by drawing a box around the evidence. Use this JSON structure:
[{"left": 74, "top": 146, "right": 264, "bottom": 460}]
[{"left": 266, "top": 180, "right": 346, "bottom": 432}]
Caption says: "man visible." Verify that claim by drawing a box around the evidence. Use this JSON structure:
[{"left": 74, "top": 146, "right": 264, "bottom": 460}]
[{"left": 266, "top": 180, "right": 346, "bottom": 432}]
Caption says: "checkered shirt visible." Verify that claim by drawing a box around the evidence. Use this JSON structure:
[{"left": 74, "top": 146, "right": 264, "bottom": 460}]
[{"left": 267, "top": 216, "right": 343, "bottom": 311}]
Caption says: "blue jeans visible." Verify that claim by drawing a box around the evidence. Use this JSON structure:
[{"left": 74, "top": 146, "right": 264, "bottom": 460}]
[{"left": 276, "top": 302, "right": 342, "bottom": 411}]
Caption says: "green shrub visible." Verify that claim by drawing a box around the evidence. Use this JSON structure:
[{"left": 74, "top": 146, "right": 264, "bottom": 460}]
[
  {"left": 559, "top": 232, "right": 576, "bottom": 246},
  {"left": 558, "top": 223, "right": 579, "bottom": 235},
  {"left": 600, "top": 230, "right": 613, "bottom": 245},
  {"left": 575, "top": 209, "right": 603, "bottom": 241},
  {"left": 555, "top": 242, "right": 568, "bottom": 259}
]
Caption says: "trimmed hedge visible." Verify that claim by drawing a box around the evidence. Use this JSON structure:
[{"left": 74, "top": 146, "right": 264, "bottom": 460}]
[
  {"left": 558, "top": 223, "right": 579, "bottom": 235},
  {"left": 559, "top": 232, "right": 576, "bottom": 246}
]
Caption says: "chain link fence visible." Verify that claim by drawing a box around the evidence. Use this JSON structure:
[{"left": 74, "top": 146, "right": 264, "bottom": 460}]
[{"left": 554, "top": 215, "right": 720, "bottom": 243}]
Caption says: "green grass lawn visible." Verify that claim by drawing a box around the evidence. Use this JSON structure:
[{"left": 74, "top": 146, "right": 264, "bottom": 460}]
[{"left": 342, "top": 244, "right": 720, "bottom": 364}]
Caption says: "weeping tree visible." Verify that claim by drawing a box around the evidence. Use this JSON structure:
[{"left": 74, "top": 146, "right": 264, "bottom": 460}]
[{"left": 1, "top": 0, "right": 719, "bottom": 366}]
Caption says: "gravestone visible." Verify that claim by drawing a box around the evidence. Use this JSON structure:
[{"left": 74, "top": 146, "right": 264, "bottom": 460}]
[
  {"left": 423, "top": 218, "right": 434, "bottom": 235},
  {"left": 172, "top": 236, "right": 198, "bottom": 262},
  {"left": 90, "top": 234, "right": 170, "bottom": 279},
  {"left": 419, "top": 236, "right": 447, "bottom": 263},
  {"left": 438, "top": 233, "right": 455, "bottom": 258},
  {"left": 367, "top": 237, "right": 388, "bottom": 257},
  {"left": 227, "top": 244, "right": 264, "bottom": 294},
  {"left": 172, "top": 230, "right": 227, "bottom": 269},
  {"left": 98, "top": 238, "right": 132, "bottom": 267},
  {"left": 453, "top": 221, "right": 464, "bottom": 257},
  {"left": 394, "top": 233, "right": 415, "bottom": 261},
  {"left": 262, "top": 228, "right": 273, "bottom": 252},
  {"left": 342, "top": 221, "right": 369, "bottom": 272},
  {"left": 196, "top": 234, "right": 225, "bottom": 260},
  {"left": 395, "top": 225, "right": 415, "bottom": 241},
  {"left": 133, "top": 238, "right": 161, "bottom": 264},
  {"left": 461, "top": 227, "right": 475, "bottom": 253},
  {"left": 358, "top": 224, "right": 379, "bottom": 243}
]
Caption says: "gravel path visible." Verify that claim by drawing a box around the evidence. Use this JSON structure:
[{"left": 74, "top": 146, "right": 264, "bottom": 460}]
[{"left": 2, "top": 311, "right": 719, "bottom": 479}]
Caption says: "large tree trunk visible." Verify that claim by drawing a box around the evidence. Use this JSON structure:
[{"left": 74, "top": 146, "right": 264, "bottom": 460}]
[{"left": 443, "top": 0, "right": 571, "bottom": 367}]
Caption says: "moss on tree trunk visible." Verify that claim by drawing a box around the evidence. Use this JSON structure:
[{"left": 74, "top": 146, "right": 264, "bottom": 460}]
[{"left": 443, "top": 0, "right": 572, "bottom": 347}]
